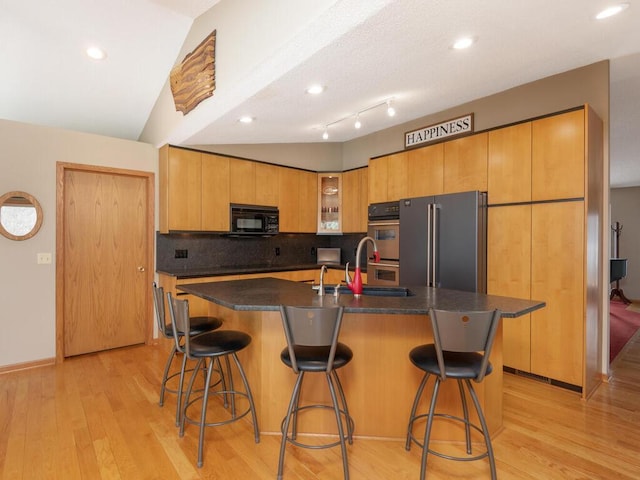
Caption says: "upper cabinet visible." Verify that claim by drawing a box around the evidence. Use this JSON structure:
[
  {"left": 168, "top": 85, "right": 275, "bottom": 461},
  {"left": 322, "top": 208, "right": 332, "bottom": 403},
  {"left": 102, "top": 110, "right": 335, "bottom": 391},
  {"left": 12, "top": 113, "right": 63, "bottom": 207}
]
[
  {"left": 443, "top": 132, "right": 488, "bottom": 194},
  {"left": 229, "top": 159, "right": 280, "bottom": 206},
  {"left": 532, "top": 109, "right": 585, "bottom": 201},
  {"left": 317, "top": 173, "right": 342, "bottom": 234},
  {"left": 488, "top": 122, "right": 532, "bottom": 204},
  {"left": 342, "top": 168, "right": 368, "bottom": 233},
  {"left": 406, "top": 143, "right": 444, "bottom": 198},
  {"left": 278, "top": 167, "right": 317, "bottom": 233},
  {"left": 159, "top": 146, "right": 230, "bottom": 233}
]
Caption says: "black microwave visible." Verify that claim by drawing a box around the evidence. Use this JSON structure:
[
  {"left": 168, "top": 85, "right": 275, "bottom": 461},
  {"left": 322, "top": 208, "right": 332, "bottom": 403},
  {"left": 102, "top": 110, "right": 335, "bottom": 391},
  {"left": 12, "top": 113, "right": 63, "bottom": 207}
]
[{"left": 229, "top": 204, "right": 279, "bottom": 236}]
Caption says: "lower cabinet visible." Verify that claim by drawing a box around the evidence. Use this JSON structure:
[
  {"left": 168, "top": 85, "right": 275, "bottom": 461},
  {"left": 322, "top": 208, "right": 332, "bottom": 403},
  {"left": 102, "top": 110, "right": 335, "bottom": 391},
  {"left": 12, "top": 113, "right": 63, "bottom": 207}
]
[{"left": 488, "top": 201, "right": 585, "bottom": 388}]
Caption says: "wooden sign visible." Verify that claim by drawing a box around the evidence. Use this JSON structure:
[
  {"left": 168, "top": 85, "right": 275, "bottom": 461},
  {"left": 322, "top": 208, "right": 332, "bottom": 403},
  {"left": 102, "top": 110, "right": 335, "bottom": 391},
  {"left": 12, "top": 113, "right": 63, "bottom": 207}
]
[
  {"left": 405, "top": 113, "right": 473, "bottom": 148},
  {"left": 170, "top": 30, "right": 216, "bottom": 115}
]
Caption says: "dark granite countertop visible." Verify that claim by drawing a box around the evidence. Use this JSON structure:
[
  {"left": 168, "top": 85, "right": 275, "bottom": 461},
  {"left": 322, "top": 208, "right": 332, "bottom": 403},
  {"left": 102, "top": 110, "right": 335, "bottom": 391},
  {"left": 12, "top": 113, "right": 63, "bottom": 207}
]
[
  {"left": 177, "top": 277, "right": 545, "bottom": 317},
  {"left": 157, "top": 263, "right": 348, "bottom": 279}
]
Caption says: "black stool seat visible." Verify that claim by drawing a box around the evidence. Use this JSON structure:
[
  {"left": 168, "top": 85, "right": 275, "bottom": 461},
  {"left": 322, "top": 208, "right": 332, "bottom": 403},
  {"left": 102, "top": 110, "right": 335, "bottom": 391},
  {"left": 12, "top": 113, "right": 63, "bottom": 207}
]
[
  {"left": 409, "top": 344, "right": 493, "bottom": 379},
  {"left": 189, "top": 330, "right": 252, "bottom": 356},
  {"left": 280, "top": 344, "right": 353, "bottom": 372},
  {"left": 163, "top": 315, "right": 223, "bottom": 337}
]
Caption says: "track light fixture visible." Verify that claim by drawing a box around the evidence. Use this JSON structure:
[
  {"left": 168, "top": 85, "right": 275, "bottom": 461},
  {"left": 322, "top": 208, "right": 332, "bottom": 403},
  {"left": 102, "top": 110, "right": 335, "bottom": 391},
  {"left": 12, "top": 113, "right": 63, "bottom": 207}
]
[{"left": 321, "top": 97, "right": 396, "bottom": 140}]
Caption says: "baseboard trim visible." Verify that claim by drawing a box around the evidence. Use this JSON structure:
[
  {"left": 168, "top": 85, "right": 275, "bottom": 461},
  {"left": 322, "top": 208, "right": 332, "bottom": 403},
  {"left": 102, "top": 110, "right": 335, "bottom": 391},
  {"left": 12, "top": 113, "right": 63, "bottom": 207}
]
[{"left": 0, "top": 357, "right": 55, "bottom": 375}]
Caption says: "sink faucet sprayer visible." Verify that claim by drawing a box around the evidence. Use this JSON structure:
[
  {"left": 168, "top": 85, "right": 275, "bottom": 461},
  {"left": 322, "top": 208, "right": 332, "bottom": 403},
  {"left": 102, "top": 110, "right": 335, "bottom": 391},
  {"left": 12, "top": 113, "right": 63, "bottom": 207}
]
[{"left": 345, "top": 236, "right": 379, "bottom": 298}]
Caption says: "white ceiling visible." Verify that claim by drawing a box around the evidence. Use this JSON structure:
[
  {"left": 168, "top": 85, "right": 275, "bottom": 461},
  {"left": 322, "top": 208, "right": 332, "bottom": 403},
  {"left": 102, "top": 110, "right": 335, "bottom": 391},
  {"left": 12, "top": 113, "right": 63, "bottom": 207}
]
[{"left": 1, "top": 0, "right": 639, "bottom": 187}]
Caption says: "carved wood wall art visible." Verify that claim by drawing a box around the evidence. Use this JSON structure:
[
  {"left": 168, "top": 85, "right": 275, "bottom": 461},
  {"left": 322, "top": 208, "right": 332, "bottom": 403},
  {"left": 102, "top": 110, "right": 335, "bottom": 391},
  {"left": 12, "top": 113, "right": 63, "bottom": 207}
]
[{"left": 170, "top": 30, "right": 216, "bottom": 115}]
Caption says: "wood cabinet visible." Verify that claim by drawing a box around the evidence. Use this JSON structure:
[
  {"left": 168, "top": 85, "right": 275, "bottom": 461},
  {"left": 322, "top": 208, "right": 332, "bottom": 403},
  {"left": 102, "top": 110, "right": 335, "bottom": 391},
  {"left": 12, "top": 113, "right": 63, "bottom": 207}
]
[
  {"left": 443, "top": 132, "right": 488, "bottom": 193},
  {"left": 531, "top": 201, "right": 585, "bottom": 386},
  {"left": 487, "top": 106, "right": 602, "bottom": 396},
  {"left": 367, "top": 155, "right": 389, "bottom": 204},
  {"left": 278, "top": 168, "right": 317, "bottom": 233},
  {"left": 532, "top": 109, "right": 585, "bottom": 201},
  {"left": 159, "top": 146, "right": 230, "bottom": 232},
  {"left": 487, "top": 204, "right": 532, "bottom": 372},
  {"left": 406, "top": 143, "right": 444, "bottom": 198},
  {"left": 342, "top": 167, "right": 368, "bottom": 233},
  {"left": 229, "top": 159, "right": 280, "bottom": 206},
  {"left": 488, "top": 122, "right": 532, "bottom": 204}
]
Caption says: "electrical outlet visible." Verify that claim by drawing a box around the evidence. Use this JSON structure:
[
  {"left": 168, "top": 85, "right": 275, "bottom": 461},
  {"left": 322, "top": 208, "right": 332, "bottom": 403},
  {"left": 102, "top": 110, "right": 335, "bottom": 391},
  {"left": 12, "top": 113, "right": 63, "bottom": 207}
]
[
  {"left": 175, "top": 249, "right": 188, "bottom": 259},
  {"left": 37, "top": 253, "right": 52, "bottom": 264},
  {"left": 275, "top": 247, "right": 280, "bottom": 256}
]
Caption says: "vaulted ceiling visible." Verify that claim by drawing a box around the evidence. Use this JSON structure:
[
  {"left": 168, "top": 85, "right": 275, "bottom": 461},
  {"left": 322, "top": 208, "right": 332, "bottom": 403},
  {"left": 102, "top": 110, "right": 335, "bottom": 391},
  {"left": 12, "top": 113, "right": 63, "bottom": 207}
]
[{"left": 1, "top": 0, "right": 639, "bottom": 187}]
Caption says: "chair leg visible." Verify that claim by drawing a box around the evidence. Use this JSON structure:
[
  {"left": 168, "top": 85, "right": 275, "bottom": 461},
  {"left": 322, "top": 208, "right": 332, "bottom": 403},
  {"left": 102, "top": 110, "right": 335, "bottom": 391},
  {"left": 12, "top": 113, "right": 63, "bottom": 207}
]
[
  {"left": 159, "top": 345, "right": 177, "bottom": 407},
  {"left": 332, "top": 370, "right": 353, "bottom": 444},
  {"left": 175, "top": 352, "right": 189, "bottom": 427},
  {"left": 231, "top": 353, "right": 260, "bottom": 443},
  {"left": 457, "top": 379, "right": 472, "bottom": 455},
  {"left": 420, "top": 377, "right": 441, "bottom": 480},
  {"left": 197, "top": 357, "right": 217, "bottom": 468},
  {"left": 406, "top": 373, "right": 431, "bottom": 450},
  {"left": 180, "top": 358, "right": 203, "bottom": 437},
  {"left": 291, "top": 371, "right": 306, "bottom": 441},
  {"left": 278, "top": 373, "right": 304, "bottom": 480},
  {"left": 223, "top": 355, "right": 236, "bottom": 416},
  {"left": 327, "top": 372, "right": 350, "bottom": 480},
  {"left": 465, "top": 379, "right": 497, "bottom": 480}
]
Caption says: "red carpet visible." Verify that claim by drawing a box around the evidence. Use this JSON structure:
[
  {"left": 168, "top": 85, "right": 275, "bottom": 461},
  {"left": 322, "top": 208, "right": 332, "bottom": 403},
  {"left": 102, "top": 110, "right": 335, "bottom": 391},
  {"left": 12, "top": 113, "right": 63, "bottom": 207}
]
[{"left": 610, "top": 300, "right": 640, "bottom": 362}]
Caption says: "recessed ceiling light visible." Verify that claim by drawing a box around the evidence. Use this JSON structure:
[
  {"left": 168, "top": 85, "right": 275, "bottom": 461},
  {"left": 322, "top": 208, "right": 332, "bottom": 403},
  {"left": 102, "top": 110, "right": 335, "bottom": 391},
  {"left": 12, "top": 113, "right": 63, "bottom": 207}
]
[
  {"left": 595, "top": 3, "right": 629, "bottom": 19},
  {"left": 452, "top": 37, "right": 474, "bottom": 50},
  {"left": 305, "top": 84, "right": 325, "bottom": 95},
  {"left": 239, "top": 116, "right": 254, "bottom": 124},
  {"left": 86, "top": 46, "right": 107, "bottom": 60}
]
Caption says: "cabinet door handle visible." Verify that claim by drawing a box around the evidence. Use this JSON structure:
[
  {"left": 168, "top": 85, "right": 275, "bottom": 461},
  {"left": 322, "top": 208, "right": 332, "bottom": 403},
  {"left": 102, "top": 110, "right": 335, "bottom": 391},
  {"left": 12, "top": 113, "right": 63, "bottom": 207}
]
[{"left": 137, "top": 266, "right": 145, "bottom": 272}]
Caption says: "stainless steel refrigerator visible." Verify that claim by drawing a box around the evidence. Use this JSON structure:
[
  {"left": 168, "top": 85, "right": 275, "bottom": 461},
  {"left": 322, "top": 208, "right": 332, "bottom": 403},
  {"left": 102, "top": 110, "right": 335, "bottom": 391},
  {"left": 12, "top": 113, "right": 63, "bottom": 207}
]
[{"left": 399, "top": 191, "right": 487, "bottom": 293}]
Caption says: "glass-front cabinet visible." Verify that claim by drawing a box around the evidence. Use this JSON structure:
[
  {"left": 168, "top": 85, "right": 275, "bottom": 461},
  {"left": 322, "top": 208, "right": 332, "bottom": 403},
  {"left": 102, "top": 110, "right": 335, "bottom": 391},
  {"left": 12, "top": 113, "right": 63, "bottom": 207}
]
[{"left": 317, "top": 173, "right": 342, "bottom": 234}]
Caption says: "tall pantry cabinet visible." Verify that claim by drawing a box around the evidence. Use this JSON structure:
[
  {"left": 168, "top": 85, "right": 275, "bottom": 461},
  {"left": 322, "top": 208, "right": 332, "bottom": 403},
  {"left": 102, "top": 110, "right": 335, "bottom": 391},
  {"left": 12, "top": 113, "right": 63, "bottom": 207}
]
[{"left": 487, "top": 106, "right": 603, "bottom": 398}]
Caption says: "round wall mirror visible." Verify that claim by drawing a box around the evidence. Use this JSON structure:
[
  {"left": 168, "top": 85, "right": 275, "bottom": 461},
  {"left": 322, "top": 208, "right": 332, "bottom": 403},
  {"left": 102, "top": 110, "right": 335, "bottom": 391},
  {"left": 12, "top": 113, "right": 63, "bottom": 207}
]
[{"left": 0, "top": 191, "right": 44, "bottom": 241}]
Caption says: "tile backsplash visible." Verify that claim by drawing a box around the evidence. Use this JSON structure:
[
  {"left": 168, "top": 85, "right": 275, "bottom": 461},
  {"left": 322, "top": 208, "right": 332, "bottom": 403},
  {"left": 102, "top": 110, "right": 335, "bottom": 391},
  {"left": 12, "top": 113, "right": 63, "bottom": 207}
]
[{"left": 156, "top": 232, "right": 367, "bottom": 272}]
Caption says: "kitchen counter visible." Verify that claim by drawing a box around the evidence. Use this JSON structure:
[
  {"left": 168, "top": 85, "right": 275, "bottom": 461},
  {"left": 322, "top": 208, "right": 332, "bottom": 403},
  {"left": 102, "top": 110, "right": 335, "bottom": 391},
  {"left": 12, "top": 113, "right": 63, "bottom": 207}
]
[
  {"left": 157, "top": 262, "right": 348, "bottom": 279},
  {"left": 173, "top": 277, "right": 544, "bottom": 441},
  {"left": 177, "top": 276, "right": 544, "bottom": 317}
]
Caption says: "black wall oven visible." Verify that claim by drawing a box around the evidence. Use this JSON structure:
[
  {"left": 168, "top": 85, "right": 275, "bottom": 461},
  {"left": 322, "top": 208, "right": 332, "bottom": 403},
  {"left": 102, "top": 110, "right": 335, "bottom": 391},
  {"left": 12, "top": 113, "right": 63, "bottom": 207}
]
[{"left": 229, "top": 204, "right": 279, "bottom": 236}]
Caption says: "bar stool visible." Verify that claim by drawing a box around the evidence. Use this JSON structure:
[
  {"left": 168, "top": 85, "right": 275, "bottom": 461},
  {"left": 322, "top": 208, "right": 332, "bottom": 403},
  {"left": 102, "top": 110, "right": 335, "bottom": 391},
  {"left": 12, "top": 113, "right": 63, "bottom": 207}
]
[
  {"left": 152, "top": 282, "right": 223, "bottom": 426},
  {"left": 167, "top": 293, "right": 260, "bottom": 468},
  {"left": 405, "top": 308, "right": 501, "bottom": 480},
  {"left": 277, "top": 305, "right": 354, "bottom": 480}
]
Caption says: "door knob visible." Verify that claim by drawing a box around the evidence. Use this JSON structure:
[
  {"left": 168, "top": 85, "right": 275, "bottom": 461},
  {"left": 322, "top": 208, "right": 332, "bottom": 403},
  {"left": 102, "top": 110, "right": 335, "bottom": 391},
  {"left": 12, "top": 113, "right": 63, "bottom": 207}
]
[{"left": 137, "top": 266, "right": 145, "bottom": 272}]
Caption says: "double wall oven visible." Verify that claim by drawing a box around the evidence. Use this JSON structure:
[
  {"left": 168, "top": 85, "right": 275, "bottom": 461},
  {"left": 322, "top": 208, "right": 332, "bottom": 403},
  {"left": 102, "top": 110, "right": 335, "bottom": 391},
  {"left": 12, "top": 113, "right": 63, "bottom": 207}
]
[{"left": 367, "top": 201, "right": 400, "bottom": 286}]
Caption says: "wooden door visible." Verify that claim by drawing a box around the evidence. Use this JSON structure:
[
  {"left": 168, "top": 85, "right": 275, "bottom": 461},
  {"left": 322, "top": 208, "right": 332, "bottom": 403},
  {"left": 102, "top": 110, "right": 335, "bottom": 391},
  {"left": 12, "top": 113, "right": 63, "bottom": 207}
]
[
  {"left": 59, "top": 165, "right": 153, "bottom": 358},
  {"left": 278, "top": 167, "right": 299, "bottom": 232},
  {"left": 229, "top": 158, "right": 256, "bottom": 204},
  {"left": 168, "top": 148, "right": 201, "bottom": 230},
  {"left": 386, "top": 152, "right": 408, "bottom": 201},
  {"left": 299, "top": 170, "right": 318, "bottom": 233},
  {"left": 367, "top": 155, "right": 389, "bottom": 204},
  {"left": 201, "top": 153, "right": 230, "bottom": 231},
  {"left": 255, "top": 162, "right": 280, "bottom": 207}
]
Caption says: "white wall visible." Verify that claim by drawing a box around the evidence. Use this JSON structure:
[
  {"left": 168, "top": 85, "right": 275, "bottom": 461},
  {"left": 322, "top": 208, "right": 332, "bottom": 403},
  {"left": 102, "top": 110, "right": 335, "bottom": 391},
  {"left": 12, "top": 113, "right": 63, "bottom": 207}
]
[
  {"left": 610, "top": 187, "right": 640, "bottom": 301},
  {"left": 0, "top": 119, "right": 158, "bottom": 368}
]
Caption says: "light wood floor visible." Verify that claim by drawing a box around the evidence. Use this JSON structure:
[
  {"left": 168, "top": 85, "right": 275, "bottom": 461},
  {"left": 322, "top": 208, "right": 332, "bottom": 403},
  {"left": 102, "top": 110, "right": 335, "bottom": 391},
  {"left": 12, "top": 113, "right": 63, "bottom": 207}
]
[{"left": 2, "top": 333, "right": 640, "bottom": 480}]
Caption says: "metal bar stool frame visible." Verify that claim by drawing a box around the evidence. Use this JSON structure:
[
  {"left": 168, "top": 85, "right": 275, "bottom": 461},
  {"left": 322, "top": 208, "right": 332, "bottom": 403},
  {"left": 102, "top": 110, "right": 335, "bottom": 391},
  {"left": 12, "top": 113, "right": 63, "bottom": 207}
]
[
  {"left": 167, "top": 293, "right": 260, "bottom": 468},
  {"left": 405, "top": 308, "right": 501, "bottom": 480},
  {"left": 152, "top": 282, "right": 224, "bottom": 426},
  {"left": 277, "top": 305, "right": 354, "bottom": 480}
]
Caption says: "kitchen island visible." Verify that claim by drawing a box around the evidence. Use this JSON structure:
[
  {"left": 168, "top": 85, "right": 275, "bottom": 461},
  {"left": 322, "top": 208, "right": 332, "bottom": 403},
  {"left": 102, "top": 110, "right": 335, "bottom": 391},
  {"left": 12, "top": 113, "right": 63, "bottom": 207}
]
[{"left": 177, "top": 277, "right": 544, "bottom": 440}]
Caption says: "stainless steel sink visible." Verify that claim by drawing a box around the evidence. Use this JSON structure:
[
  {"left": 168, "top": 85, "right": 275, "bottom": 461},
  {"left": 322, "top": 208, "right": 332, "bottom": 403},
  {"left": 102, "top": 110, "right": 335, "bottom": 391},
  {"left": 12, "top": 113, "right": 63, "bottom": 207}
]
[{"left": 314, "top": 285, "right": 415, "bottom": 297}]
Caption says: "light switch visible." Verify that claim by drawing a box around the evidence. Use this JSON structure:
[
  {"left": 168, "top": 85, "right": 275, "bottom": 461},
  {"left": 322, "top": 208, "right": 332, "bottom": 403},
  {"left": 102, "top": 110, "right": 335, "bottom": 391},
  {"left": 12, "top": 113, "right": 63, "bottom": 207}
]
[{"left": 37, "top": 253, "right": 52, "bottom": 264}]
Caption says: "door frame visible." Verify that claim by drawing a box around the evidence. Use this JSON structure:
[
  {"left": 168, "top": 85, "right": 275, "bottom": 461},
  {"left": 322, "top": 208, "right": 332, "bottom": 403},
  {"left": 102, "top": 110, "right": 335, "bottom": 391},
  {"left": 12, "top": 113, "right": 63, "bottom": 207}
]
[{"left": 55, "top": 162, "right": 155, "bottom": 362}]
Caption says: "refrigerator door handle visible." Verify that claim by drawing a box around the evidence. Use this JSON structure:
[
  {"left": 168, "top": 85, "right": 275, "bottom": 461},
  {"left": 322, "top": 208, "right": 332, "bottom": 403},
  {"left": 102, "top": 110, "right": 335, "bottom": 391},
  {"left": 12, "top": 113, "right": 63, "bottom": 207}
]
[
  {"left": 426, "top": 204, "right": 431, "bottom": 287},
  {"left": 432, "top": 203, "right": 438, "bottom": 288}
]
